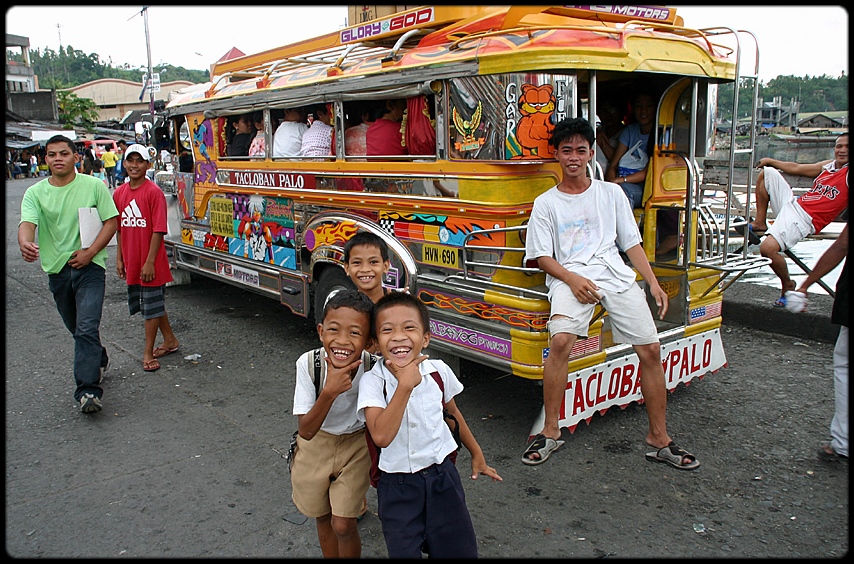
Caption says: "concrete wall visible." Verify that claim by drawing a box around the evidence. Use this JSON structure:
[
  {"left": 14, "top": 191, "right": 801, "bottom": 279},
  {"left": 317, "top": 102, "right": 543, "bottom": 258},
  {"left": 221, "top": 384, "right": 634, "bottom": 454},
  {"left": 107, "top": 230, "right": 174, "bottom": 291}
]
[
  {"left": 65, "top": 78, "right": 194, "bottom": 122},
  {"left": 6, "top": 91, "right": 58, "bottom": 121}
]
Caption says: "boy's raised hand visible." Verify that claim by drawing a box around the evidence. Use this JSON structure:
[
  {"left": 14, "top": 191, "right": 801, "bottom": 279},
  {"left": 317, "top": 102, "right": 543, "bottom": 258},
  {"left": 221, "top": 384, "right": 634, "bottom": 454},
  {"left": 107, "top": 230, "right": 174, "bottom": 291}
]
[
  {"left": 321, "top": 355, "right": 363, "bottom": 397},
  {"left": 384, "top": 354, "right": 427, "bottom": 390}
]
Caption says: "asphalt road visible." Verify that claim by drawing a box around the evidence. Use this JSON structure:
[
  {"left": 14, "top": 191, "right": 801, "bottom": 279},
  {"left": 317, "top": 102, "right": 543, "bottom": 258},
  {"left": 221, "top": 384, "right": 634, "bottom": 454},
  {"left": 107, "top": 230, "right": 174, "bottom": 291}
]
[{"left": 5, "top": 176, "right": 848, "bottom": 558}]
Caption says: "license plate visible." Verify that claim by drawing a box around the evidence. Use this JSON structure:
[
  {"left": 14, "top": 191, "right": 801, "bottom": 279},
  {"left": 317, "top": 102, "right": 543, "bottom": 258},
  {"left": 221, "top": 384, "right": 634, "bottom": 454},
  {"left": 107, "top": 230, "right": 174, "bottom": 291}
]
[{"left": 422, "top": 243, "right": 459, "bottom": 268}]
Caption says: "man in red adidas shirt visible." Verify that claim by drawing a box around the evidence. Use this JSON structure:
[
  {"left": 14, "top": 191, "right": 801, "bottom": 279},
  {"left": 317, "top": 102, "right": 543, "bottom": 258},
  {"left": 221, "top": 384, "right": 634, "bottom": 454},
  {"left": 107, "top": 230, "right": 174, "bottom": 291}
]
[
  {"left": 113, "top": 144, "right": 180, "bottom": 372},
  {"left": 749, "top": 132, "right": 848, "bottom": 306}
]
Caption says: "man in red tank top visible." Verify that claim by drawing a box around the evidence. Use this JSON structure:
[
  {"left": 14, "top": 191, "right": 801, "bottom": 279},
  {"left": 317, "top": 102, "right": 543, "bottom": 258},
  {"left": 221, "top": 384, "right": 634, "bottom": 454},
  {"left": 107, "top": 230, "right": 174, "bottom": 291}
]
[{"left": 749, "top": 133, "right": 848, "bottom": 305}]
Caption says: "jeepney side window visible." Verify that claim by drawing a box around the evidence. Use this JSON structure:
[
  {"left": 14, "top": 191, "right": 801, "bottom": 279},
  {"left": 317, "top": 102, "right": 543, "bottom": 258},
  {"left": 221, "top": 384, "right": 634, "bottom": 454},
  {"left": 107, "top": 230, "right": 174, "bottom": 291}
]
[{"left": 448, "top": 74, "right": 576, "bottom": 161}]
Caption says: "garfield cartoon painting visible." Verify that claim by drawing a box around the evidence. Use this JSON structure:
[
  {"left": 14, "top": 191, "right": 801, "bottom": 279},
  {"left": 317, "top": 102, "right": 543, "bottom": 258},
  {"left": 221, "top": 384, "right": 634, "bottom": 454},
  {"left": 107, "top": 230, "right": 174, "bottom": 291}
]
[{"left": 514, "top": 84, "right": 556, "bottom": 158}]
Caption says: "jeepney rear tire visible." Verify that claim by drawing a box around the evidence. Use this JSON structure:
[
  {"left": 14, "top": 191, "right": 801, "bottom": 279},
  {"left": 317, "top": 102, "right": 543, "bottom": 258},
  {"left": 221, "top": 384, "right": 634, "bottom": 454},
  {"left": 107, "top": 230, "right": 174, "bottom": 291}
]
[{"left": 312, "top": 266, "right": 357, "bottom": 325}]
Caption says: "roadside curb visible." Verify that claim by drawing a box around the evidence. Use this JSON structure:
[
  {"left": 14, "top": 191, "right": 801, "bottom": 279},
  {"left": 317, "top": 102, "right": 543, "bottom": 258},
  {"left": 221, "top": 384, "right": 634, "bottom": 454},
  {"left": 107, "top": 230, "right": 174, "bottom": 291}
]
[{"left": 722, "top": 281, "right": 839, "bottom": 343}]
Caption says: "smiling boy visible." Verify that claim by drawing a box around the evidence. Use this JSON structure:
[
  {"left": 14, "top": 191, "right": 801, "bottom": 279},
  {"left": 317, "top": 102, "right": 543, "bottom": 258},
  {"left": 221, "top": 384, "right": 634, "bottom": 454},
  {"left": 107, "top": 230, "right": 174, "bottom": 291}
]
[
  {"left": 523, "top": 117, "right": 698, "bottom": 470},
  {"left": 357, "top": 291, "right": 501, "bottom": 558},
  {"left": 290, "top": 290, "right": 375, "bottom": 558},
  {"left": 344, "top": 231, "right": 391, "bottom": 305}
]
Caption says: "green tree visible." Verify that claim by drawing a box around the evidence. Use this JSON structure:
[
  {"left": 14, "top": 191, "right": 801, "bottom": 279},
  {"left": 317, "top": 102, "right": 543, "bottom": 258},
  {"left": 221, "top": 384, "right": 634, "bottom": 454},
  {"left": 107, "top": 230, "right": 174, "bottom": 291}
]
[
  {"left": 7, "top": 45, "right": 209, "bottom": 88},
  {"left": 57, "top": 91, "right": 100, "bottom": 131},
  {"left": 717, "top": 74, "right": 848, "bottom": 121}
]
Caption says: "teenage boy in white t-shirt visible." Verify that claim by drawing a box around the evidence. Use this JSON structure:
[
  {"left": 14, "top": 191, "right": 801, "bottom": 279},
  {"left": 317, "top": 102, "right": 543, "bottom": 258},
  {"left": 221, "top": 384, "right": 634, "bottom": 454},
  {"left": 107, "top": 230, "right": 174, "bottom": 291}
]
[{"left": 523, "top": 117, "right": 699, "bottom": 471}]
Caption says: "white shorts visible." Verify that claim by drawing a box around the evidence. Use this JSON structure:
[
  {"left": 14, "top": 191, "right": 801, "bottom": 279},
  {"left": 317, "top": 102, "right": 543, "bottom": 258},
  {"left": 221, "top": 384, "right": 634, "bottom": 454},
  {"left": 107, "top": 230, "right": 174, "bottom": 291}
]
[
  {"left": 763, "top": 167, "right": 815, "bottom": 251},
  {"left": 547, "top": 281, "right": 659, "bottom": 345}
]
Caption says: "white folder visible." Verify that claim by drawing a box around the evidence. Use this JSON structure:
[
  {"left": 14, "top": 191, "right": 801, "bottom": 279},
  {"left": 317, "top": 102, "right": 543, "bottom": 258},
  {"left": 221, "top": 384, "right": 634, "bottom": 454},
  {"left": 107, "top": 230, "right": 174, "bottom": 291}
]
[{"left": 78, "top": 207, "right": 103, "bottom": 249}]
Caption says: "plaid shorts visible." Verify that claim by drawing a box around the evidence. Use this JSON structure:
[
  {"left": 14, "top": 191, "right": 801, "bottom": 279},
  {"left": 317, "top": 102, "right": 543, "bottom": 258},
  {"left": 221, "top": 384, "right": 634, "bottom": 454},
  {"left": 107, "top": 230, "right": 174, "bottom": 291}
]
[{"left": 127, "top": 284, "right": 167, "bottom": 320}]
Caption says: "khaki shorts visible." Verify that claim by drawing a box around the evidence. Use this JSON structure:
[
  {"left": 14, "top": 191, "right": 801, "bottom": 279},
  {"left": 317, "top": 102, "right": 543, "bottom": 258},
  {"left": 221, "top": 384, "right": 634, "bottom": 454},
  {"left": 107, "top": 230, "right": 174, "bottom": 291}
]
[
  {"left": 547, "top": 280, "right": 658, "bottom": 345},
  {"left": 290, "top": 428, "right": 370, "bottom": 519}
]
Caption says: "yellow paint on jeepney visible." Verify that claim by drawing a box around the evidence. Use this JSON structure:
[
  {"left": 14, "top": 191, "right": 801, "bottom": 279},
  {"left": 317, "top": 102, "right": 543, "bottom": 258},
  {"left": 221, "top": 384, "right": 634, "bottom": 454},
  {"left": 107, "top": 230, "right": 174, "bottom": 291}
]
[
  {"left": 688, "top": 275, "right": 722, "bottom": 301},
  {"left": 476, "top": 35, "right": 736, "bottom": 81},
  {"left": 567, "top": 350, "right": 608, "bottom": 376},
  {"left": 684, "top": 316, "right": 722, "bottom": 337},
  {"left": 508, "top": 318, "right": 606, "bottom": 380},
  {"left": 485, "top": 289, "right": 551, "bottom": 315},
  {"left": 458, "top": 174, "right": 557, "bottom": 203},
  {"left": 508, "top": 329, "right": 550, "bottom": 379},
  {"left": 659, "top": 279, "right": 681, "bottom": 300}
]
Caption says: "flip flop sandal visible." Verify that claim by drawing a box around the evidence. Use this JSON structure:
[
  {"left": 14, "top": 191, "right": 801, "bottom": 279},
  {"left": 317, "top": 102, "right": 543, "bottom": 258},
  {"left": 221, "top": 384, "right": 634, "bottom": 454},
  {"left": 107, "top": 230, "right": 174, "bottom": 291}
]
[
  {"left": 817, "top": 444, "right": 848, "bottom": 461},
  {"left": 645, "top": 442, "right": 700, "bottom": 470},
  {"left": 153, "top": 345, "right": 180, "bottom": 358},
  {"left": 522, "top": 433, "right": 565, "bottom": 466},
  {"left": 143, "top": 359, "right": 161, "bottom": 372}
]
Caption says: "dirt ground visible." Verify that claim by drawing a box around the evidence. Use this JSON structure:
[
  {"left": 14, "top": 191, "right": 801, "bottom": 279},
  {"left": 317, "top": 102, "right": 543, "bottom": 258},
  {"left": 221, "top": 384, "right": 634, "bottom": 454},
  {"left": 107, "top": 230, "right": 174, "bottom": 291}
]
[{"left": 4, "top": 177, "right": 848, "bottom": 558}]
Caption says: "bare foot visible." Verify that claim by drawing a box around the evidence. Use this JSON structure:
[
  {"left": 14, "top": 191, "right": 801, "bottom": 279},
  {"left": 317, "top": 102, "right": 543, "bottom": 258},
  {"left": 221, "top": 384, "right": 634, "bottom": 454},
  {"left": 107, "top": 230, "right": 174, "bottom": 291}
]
[{"left": 749, "top": 221, "right": 768, "bottom": 232}]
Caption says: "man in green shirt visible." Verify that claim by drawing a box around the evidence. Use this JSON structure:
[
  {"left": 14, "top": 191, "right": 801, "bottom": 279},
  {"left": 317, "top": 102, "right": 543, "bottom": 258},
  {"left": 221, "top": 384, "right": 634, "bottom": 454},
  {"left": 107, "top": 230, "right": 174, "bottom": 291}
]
[{"left": 18, "top": 135, "right": 119, "bottom": 414}]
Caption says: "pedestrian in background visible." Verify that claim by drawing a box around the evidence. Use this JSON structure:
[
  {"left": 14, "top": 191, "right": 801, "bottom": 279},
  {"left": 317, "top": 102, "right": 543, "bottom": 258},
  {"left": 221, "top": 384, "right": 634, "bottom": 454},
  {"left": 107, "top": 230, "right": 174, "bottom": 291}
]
[
  {"left": 101, "top": 145, "right": 119, "bottom": 189},
  {"left": 113, "top": 144, "right": 180, "bottom": 373},
  {"left": 17, "top": 134, "right": 118, "bottom": 414},
  {"left": 92, "top": 155, "right": 106, "bottom": 184},
  {"left": 792, "top": 219, "right": 848, "bottom": 461},
  {"left": 81, "top": 147, "right": 95, "bottom": 175},
  {"left": 115, "top": 139, "right": 128, "bottom": 184}
]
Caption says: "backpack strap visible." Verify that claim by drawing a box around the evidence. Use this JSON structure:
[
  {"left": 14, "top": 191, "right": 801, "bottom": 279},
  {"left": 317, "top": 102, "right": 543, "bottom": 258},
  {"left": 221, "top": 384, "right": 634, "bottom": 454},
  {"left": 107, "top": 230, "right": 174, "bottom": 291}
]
[
  {"left": 430, "top": 371, "right": 461, "bottom": 451},
  {"left": 312, "top": 348, "right": 323, "bottom": 398}
]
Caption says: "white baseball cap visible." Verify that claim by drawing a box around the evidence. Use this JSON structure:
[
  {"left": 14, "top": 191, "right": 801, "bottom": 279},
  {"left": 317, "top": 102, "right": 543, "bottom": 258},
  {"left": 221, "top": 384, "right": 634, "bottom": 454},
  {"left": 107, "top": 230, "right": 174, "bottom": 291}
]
[{"left": 125, "top": 144, "right": 152, "bottom": 162}]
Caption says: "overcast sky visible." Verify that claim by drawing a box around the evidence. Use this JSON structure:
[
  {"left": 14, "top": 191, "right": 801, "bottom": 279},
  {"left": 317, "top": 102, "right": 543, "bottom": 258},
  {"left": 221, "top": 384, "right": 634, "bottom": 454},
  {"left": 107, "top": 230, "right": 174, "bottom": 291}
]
[{"left": 5, "top": 6, "right": 848, "bottom": 83}]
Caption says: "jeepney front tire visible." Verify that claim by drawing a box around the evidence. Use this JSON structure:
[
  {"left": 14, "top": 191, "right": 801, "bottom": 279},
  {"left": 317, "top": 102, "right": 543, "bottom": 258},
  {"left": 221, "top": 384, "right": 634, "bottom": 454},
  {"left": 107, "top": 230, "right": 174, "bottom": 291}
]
[{"left": 312, "top": 266, "right": 357, "bottom": 325}]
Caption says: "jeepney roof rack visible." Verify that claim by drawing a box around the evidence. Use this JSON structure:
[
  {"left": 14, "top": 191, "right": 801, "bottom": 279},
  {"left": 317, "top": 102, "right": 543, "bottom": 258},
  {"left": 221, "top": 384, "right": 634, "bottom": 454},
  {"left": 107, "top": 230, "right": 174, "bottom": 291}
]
[{"left": 191, "top": 5, "right": 741, "bottom": 105}]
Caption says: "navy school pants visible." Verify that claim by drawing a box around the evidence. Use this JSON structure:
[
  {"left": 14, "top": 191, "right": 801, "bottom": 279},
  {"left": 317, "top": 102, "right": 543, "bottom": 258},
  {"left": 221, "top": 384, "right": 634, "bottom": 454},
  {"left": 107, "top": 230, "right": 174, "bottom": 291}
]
[{"left": 377, "top": 455, "right": 478, "bottom": 558}]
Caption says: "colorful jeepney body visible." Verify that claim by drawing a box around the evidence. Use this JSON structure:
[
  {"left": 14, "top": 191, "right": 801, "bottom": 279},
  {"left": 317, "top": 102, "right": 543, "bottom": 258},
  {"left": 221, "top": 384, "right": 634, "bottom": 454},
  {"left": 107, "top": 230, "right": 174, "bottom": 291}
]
[{"left": 156, "top": 5, "right": 767, "bottom": 431}]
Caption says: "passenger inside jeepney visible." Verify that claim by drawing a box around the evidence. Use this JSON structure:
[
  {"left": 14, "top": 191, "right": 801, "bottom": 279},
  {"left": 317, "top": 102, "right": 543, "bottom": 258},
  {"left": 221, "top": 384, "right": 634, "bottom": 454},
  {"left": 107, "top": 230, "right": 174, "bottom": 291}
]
[
  {"left": 178, "top": 149, "right": 193, "bottom": 173},
  {"left": 299, "top": 103, "right": 333, "bottom": 158},
  {"left": 248, "top": 111, "right": 266, "bottom": 158},
  {"left": 226, "top": 113, "right": 254, "bottom": 157},
  {"left": 366, "top": 99, "right": 407, "bottom": 157},
  {"left": 344, "top": 101, "right": 378, "bottom": 158},
  {"left": 272, "top": 107, "right": 308, "bottom": 157},
  {"left": 605, "top": 88, "right": 679, "bottom": 259}
]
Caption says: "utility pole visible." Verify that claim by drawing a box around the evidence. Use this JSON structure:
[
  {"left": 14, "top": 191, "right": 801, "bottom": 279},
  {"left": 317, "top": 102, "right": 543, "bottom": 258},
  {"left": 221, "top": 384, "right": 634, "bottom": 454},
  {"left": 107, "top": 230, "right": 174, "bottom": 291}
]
[
  {"left": 141, "top": 5, "right": 160, "bottom": 169},
  {"left": 57, "top": 23, "right": 68, "bottom": 84}
]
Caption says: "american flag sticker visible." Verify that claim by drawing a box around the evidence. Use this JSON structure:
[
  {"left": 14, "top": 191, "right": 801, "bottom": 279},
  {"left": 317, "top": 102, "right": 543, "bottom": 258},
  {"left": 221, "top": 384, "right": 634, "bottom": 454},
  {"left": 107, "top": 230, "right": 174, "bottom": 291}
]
[{"left": 689, "top": 301, "right": 722, "bottom": 324}]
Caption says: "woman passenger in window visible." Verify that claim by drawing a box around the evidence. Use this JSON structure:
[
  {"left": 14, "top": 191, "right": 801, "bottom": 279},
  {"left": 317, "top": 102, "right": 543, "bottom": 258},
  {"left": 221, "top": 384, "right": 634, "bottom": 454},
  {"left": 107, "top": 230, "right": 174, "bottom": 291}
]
[
  {"left": 227, "top": 113, "right": 254, "bottom": 157},
  {"left": 248, "top": 111, "right": 266, "bottom": 158},
  {"left": 366, "top": 99, "right": 407, "bottom": 156},
  {"left": 344, "top": 102, "right": 376, "bottom": 157},
  {"left": 299, "top": 103, "right": 333, "bottom": 157}
]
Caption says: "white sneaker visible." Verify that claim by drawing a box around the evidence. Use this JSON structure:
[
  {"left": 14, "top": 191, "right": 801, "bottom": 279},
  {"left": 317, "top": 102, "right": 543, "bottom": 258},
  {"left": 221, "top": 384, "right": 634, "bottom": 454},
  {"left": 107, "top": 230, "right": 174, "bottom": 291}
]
[{"left": 80, "top": 393, "right": 102, "bottom": 414}]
